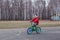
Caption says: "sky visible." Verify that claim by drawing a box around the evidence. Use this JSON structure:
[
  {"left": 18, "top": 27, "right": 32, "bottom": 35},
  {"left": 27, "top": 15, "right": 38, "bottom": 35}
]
[
  {"left": 45, "top": 0, "right": 50, "bottom": 7},
  {"left": 31, "top": 0, "right": 50, "bottom": 7}
]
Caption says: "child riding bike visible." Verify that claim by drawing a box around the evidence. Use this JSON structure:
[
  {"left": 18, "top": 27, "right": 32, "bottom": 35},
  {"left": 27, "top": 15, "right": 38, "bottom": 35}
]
[{"left": 27, "top": 14, "right": 41, "bottom": 34}]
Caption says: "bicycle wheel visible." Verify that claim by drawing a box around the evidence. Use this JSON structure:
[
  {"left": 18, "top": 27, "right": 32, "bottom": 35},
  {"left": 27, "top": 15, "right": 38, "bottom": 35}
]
[
  {"left": 27, "top": 27, "right": 33, "bottom": 34},
  {"left": 36, "top": 27, "right": 41, "bottom": 34}
]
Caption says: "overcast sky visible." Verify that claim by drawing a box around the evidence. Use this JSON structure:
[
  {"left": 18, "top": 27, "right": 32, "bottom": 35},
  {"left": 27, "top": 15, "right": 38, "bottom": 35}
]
[
  {"left": 45, "top": 0, "right": 50, "bottom": 7},
  {"left": 31, "top": 0, "right": 50, "bottom": 7}
]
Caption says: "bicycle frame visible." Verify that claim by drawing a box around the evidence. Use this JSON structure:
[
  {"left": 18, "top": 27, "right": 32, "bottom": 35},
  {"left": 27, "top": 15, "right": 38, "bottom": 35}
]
[{"left": 30, "top": 23, "right": 37, "bottom": 31}]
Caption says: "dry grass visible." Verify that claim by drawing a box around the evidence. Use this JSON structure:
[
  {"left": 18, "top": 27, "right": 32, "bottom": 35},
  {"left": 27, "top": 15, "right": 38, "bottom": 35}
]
[{"left": 0, "top": 20, "right": 60, "bottom": 29}]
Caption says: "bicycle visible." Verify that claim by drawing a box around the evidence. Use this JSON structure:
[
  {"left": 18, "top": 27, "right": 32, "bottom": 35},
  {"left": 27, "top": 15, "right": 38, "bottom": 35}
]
[{"left": 27, "top": 22, "right": 41, "bottom": 34}]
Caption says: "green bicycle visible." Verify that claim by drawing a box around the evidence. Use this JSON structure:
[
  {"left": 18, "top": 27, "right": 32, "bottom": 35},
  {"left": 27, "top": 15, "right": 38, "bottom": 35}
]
[{"left": 27, "top": 23, "right": 41, "bottom": 34}]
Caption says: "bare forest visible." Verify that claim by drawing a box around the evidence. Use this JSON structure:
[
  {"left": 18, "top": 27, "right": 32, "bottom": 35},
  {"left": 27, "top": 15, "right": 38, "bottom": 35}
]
[{"left": 0, "top": 0, "right": 60, "bottom": 20}]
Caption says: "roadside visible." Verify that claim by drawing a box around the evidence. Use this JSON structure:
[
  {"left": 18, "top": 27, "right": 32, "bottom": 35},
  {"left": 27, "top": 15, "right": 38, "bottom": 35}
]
[{"left": 0, "top": 20, "right": 60, "bottom": 29}]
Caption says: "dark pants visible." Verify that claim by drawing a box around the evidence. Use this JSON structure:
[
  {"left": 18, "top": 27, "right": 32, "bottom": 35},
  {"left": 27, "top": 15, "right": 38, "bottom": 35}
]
[{"left": 33, "top": 23, "right": 37, "bottom": 27}]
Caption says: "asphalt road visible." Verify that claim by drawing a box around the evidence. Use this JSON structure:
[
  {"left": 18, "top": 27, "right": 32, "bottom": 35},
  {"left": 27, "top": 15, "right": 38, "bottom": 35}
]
[{"left": 0, "top": 27, "right": 60, "bottom": 40}]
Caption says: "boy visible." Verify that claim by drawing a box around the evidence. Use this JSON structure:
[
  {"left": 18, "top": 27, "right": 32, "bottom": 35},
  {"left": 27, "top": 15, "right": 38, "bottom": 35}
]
[{"left": 30, "top": 14, "right": 39, "bottom": 27}]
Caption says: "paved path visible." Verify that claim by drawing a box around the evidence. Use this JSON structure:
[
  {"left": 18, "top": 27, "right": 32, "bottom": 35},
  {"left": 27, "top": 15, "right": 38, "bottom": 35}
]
[{"left": 0, "top": 27, "right": 60, "bottom": 40}]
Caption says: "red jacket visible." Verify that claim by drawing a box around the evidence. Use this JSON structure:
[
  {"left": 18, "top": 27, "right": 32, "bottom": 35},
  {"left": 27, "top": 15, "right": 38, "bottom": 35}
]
[{"left": 31, "top": 16, "right": 39, "bottom": 25}]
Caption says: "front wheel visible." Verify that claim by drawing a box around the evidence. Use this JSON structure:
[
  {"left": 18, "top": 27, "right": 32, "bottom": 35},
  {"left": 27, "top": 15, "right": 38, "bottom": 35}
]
[
  {"left": 27, "top": 27, "right": 33, "bottom": 34},
  {"left": 36, "top": 27, "right": 41, "bottom": 34}
]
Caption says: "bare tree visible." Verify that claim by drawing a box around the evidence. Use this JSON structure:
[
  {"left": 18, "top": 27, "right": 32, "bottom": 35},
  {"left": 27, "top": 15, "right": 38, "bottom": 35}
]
[
  {"left": 0, "top": 0, "right": 2, "bottom": 20},
  {"left": 5, "top": 0, "right": 10, "bottom": 20},
  {"left": 42, "top": 1, "right": 46, "bottom": 19},
  {"left": 18, "top": 0, "right": 24, "bottom": 20},
  {"left": 1, "top": 0, "right": 6, "bottom": 20},
  {"left": 29, "top": 0, "right": 33, "bottom": 19}
]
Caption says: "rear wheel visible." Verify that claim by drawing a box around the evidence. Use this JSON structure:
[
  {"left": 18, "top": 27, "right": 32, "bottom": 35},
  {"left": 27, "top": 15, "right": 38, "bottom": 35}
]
[{"left": 36, "top": 27, "right": 41, "bottom": 34}]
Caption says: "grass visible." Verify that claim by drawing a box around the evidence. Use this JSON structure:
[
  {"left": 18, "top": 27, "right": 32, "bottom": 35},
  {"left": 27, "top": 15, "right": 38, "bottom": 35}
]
[{"left": 0, "top": 20, "right": 60, "bottom": 29}]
